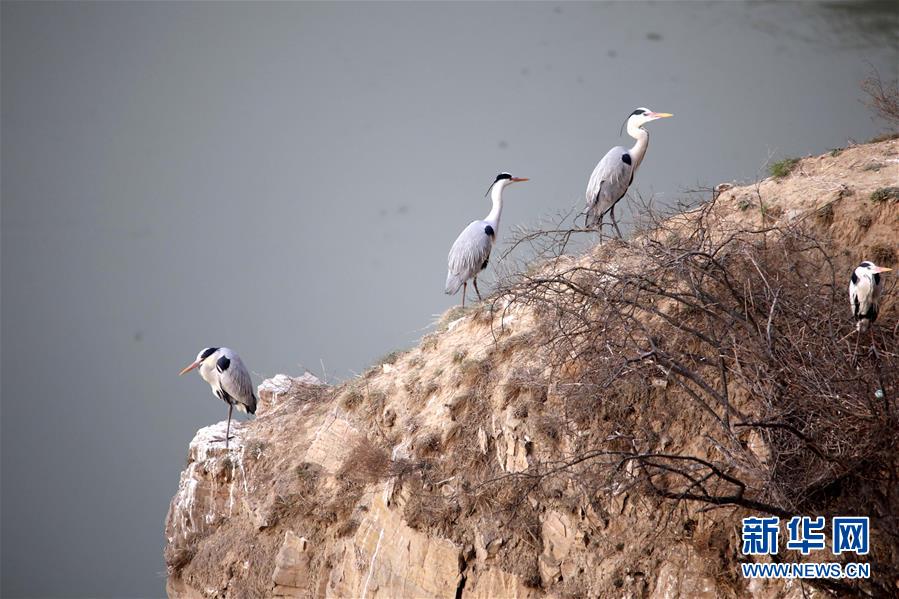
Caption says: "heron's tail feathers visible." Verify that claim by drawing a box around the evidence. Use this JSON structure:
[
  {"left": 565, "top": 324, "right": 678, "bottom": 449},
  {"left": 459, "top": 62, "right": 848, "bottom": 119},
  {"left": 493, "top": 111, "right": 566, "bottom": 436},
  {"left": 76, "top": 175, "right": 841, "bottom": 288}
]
[
  {"left": 236, "top": 394, "right": 258, "bottom": 415},
  {"left": 445, "top": 272, "right": 464, "bottom": 295}
]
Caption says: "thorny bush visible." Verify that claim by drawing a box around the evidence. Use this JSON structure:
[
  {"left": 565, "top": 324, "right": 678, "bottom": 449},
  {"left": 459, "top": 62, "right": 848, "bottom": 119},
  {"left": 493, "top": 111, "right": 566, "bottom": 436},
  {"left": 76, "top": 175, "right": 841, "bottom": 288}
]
[{"left": 484, "top": 196, "right": 897, "bottom": 596}]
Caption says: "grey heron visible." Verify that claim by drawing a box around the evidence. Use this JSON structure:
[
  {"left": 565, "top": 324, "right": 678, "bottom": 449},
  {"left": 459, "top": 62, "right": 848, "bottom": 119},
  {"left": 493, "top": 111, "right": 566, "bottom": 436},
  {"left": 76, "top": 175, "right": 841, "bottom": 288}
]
[
  {"left": 179, "top": 347, "right": 257, "bottom": 448},
  {"left": 445, "top": 172, "right": 529, "bottom": 307},
  {"left": 584, "top": 107, "right": 673, "bottom": 236},
  {"left": 850, "top": 261, "right": 892, "bottom": 332}
]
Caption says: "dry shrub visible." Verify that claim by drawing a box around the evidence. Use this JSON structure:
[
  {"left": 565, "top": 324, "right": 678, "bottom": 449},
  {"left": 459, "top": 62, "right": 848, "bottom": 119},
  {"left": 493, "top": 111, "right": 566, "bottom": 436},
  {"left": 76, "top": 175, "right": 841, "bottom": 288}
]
[
  {"left": 174, "top": 521, "right": 281, "bottom": 598},
  {"left": 294, "top": 461, "right": 322, "bottom": 485},
  {"left": 533, "top": 413, "right": 562, "bottom": 445},
  {"left": 363, "top": 389, "right": 387, "bottom": 420},
  {"left": 856, "top": 213, "right": 873, "bottom": 229},
  {"left": 338, "top": 386, "right": 363, "bottom": 411},
  {"left": 861, "top": 68, "right": 899, "bottom": 126},
  {"left": 488, "top": 199, "right": 898, "bottom": 597},
  {"left": 868, "top": 243, "right": 896, "bottom": 266},
  {"left": 337, "top": 437, "right": 390, "bottom": 486},
  {"left": 336, "top": 518, "right": 360, "bottom": 538},
  {"left": 459, "top": 357, "right": 490, "bottom": 387},
  {"left": 413, "top": 431, "right": 442, "bottom": 457}
]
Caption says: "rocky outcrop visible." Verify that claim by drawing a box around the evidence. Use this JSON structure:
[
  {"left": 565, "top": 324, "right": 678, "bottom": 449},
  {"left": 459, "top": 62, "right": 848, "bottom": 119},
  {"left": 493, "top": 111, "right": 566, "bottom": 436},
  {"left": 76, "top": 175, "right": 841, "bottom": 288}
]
[{"left": 165, "top": 140, "right": 898, "bottom": 597}]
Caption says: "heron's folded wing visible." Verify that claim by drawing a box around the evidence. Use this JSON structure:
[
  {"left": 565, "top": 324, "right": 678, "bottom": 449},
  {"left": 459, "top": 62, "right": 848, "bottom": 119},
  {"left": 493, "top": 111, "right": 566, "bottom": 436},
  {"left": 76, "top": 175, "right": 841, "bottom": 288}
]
[
  {"left": 218, "top": 354, "right": 257, "bottom": 411},
  {"left": 586, "top": 146, "right": 634, "bottom": 216},
  {"left": 448, "top": 221, "right": 493, "bottom": 281}
]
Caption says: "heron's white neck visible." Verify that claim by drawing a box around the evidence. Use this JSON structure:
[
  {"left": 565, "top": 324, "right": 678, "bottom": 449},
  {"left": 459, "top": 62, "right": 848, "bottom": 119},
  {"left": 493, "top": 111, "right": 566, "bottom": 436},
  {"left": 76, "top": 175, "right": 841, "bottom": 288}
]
[
  {"left": 198, "top": 355, "right": 219, "bottom": 386},
  {"left": 485, "top": 183, "right": 506, "bottom": 231},
  {"left": 626, "top": 121, "right": 649, "bottom": 169}
]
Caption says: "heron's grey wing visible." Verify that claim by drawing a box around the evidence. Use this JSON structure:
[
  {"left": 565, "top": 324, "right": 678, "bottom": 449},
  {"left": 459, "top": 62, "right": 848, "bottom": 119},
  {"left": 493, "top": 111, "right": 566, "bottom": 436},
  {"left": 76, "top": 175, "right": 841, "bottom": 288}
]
[
  {"left": 216, "top": 351, "right": 257, "bottom": 414},
  {"left": 445, "top": 220, "right": 494, "bottom": 294},
  {"left": 585, "top": 146, "right": 634, "bottom": 227}
]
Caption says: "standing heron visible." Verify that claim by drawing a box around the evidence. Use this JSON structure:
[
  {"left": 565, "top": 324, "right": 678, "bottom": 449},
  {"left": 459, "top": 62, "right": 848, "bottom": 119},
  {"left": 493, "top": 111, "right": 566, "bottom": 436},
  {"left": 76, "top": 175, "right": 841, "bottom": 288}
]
[
  {"left": 850, "top": 261, "right": 892, "bottom": 332},
  {"left": 445, "top": 172, "right": 529, "bottom": 307},
  {"left": 179, "top": 347, "right": 257, "bottom": 449},
  {"left": 584, "top": 107, "right": 673, "bottom": 236}
]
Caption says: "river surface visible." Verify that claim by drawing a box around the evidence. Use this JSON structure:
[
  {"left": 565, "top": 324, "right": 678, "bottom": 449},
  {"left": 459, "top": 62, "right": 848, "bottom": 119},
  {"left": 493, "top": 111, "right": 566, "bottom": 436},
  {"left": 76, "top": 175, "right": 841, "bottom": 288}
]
[{"left": 2, "top": 2, "right": 896, "bottom": 596}]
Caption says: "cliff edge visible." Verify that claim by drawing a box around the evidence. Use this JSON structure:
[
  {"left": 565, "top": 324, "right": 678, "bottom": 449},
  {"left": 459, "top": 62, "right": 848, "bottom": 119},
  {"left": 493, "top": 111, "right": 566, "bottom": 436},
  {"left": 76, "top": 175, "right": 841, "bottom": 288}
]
[{"left": 165, "top": 139, "right": 899, "bottom": 598}]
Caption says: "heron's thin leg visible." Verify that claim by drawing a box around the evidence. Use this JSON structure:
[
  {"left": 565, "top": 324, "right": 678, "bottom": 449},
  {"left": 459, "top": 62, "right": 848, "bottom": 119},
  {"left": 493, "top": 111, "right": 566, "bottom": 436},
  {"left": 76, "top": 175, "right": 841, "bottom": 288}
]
[
  {"left": 473, "top": 277, "right": 482, "bottom": 300},
  {"left": 869, "top": 327, "right": 880, "bottom": 362},
  {"left": 462, "top": 282, "right": 467, "bottom": 308},
  {"left": 610, "top": 205, "right": 623, "bottom": 238},
  {"left": 225, "top": 403, "right": 233, "bottom": 449},
  {"left": 851, "top": 329, "right": 860, "bottom": 368}
]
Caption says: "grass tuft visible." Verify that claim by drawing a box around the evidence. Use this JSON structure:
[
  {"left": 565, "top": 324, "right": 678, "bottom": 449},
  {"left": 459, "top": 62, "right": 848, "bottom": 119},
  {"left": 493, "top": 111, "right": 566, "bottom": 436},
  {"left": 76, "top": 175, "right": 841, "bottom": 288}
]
[
  {"left": 870, "top": 186, "right": 899, "bottom": 204},
  {"left": 769, "top": 157, "right": 799, "bottom": 179},
  {"left": 375, "top": 350, "right": 404, "bottom": 367},
  {"left": 868, "top": 243, "right": 896, "bottom": 266},
  {"left": 338, "top": 386, "right": 363, "bottom": 411}
]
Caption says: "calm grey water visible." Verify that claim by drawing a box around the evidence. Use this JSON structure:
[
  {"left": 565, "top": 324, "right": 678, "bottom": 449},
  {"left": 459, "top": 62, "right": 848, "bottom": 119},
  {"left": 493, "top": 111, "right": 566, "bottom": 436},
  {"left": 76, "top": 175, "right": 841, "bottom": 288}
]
[{"left": 2, "top": 2, "right": 896, "bottom": 596}]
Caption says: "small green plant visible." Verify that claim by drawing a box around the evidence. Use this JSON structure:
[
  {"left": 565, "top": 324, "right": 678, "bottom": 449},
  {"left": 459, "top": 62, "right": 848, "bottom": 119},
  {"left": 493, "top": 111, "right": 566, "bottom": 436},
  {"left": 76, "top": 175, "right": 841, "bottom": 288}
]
[
  {"left": 737, "top": 198, "right": 752, "bottom": 211},
  {"left": 870, "top": 186, "right": 899, "bottom": 203},
  {"left": 829, "top": 148, "right": 843, "bottom": 157},
  {"left": 452, "top": 349, "right": 467, "bottom": 364},
  {"left": 769, "top": 157, "right": 799, "bottom": 179}
]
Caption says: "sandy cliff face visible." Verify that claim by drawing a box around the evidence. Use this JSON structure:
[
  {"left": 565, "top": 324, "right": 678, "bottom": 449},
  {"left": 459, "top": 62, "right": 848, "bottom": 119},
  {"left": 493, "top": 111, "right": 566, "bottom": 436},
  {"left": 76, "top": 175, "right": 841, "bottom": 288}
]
[{"left": 165, "top": 140, "right": 898, "bottom": 598}]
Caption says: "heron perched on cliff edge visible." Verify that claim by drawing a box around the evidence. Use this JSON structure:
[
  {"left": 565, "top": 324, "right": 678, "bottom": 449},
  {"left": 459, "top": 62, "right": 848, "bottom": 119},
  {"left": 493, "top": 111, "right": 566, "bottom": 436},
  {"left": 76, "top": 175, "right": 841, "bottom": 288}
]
[
  {"left": 850, "top": 261, "right": 892, "bottom": 332},
  {"left": 179, "top": 347, "right": 257, "bottom": 449},
  {"left": 584, "top": 107, "right": 673, "bottom": 236},
  {"left": 445, "top": 172, "right": 529, "bottom": 307}
]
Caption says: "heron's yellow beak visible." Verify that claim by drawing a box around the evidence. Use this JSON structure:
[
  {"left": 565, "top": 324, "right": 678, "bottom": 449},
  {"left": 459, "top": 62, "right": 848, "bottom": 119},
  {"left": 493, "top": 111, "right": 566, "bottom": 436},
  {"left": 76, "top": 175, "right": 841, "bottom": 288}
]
[
  {"left": 511, "top": 177, "right": 529, "bottom": 182},
  {"left": 875, "top": 266, "right": 893, "bottom": 273},
  {"left": 179, "top": 361, "right": 200, "bottom": 376},
  {"left": 651, "top": 112, "right": 673, "bottom": 119}
]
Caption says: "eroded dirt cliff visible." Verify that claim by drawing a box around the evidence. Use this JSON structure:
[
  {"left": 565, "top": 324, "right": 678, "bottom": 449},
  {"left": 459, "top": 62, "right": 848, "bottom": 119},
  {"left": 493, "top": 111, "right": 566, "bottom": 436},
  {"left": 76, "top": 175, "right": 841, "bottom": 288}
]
[{"left": 165, "top": 139, "right": 898, "bottom": 598}]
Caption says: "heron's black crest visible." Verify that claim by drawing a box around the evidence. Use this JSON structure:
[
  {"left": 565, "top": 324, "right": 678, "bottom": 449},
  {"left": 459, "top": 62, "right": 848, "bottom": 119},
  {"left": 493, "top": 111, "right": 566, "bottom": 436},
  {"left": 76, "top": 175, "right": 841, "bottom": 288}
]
[
  {"left": 486, "top": 172, "right": 513, "bottom": 196},
  {"left": 216, "top": 355, "right": 231, "bottom": 373},
  {"left": 859, "top": 261, "right": 873, "bottom": 268},
  {"left": 621, "top": 153, "right": 632, "bottom": 165},
  {"left": 620, "top": 108, "right": 650, "bottom": 135},
  {"left": 484, "top": 224, "right": 495, "bottom": 238},
  {"left": 200, "top": 347, "right": 219, "bottom": 360}
]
